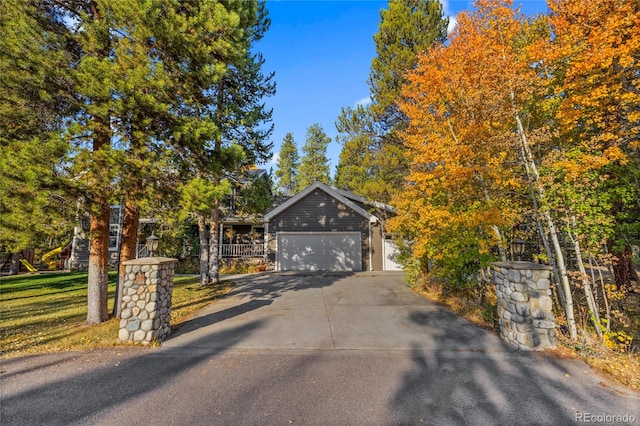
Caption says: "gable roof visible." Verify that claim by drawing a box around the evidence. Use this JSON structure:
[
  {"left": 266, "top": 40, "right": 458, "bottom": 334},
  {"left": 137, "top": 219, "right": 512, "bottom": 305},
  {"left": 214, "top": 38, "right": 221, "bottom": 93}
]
[
  {"left": 332, "top": 188, "right": 396, "bottom": 215},
  {"left": 263, "top": 181, "right": 378, "bottom": 223}
]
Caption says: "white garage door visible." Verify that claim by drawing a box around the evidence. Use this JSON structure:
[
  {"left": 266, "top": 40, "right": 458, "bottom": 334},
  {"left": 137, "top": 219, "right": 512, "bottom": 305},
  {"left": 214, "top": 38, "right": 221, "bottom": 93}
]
[
  {"left": 383, "top": 238, "right": 403, "bottom": 271},
  {"left": 277, "top": 232, "right": 362, "bottom": 271}
]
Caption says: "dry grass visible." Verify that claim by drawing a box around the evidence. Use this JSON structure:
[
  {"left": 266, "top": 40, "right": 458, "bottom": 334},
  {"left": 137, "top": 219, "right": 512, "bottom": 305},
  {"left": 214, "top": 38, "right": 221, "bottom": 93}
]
[
  {"left": 0, "top": 272, "right": 232, "bottom": 358},
  {"left": 412, "top": 279, "right": 640, "bottom": 391}
]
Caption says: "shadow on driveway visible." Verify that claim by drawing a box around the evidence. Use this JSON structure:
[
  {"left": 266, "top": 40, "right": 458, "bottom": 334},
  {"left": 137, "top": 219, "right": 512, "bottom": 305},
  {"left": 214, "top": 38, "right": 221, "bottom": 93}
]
[
  {"left": 0, "top": 321, "right": 264, "bottom": 425},
  {"left": 1, "top": 271, "right": 355, "bottom": 425},
  {"left": 390, "top": 307, "right": 640, "bottom": 425}
]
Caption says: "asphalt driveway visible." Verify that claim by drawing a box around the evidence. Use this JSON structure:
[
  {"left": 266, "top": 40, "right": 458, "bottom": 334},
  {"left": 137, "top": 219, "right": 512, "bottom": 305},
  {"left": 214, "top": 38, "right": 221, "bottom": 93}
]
[
  {"left": 163, "top": 271, "right": 504, "bottom": 351},
  {"left": 2, "top": 272, "right": 639, "bottom": 425}
]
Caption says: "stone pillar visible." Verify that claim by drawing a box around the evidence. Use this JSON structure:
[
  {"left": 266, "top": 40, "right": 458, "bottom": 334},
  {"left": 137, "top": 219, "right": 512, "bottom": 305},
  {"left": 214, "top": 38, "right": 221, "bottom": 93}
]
[
  {"left": 492, "top": 261, "right": 556, "bottom": 351},
  {"left": 119, "top": 257, "right": 178, "bottom": 344}
]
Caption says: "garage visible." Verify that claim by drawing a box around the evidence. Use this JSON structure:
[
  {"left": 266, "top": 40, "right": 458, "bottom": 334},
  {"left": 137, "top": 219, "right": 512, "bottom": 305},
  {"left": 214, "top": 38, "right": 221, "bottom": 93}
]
[
  {"left": 277, "top": 232, "right": 362, "bottom": 271},
  {"left": 264, "top": 182, "right": 397, "bottom": 272}
]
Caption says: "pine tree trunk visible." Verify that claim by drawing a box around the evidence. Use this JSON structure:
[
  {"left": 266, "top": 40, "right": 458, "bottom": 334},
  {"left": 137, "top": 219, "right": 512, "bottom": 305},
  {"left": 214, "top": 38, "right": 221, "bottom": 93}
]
[
  {"left": 86, "top": 200, "right": 110, "bottom": 324},
  {"left": 208, "top": 200, "right": 220, "bottom": 285},
  {"left": 197, "top": 212, "right": 209, "bottom": 286},
  {"left": 85, "top": 0, "right": 111, "bottom": 325},
  {"left": 114, "top": 198, "right": 139, "bottom": 318}
]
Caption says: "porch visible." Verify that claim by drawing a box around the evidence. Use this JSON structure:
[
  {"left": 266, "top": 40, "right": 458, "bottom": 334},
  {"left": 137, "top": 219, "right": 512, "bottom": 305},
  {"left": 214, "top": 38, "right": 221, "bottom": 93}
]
[
  {"left": 135, "top": 220, "right": 267, "bottom": 260},
  {"left": 137, "top": 242, "right": 266, "bottom": 259}
]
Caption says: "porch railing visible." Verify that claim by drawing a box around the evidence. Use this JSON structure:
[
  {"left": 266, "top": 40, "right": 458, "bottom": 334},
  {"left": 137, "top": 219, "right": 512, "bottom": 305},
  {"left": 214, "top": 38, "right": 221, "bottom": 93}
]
[
  {"left": 136, "top": 243, "right": 149, "bottom": 258},
  {"left": 221, "top": 243, "right": 265, "bottom": 258},
  {"left": 136, "top": 243, "right": 265, "bottom": 259}
]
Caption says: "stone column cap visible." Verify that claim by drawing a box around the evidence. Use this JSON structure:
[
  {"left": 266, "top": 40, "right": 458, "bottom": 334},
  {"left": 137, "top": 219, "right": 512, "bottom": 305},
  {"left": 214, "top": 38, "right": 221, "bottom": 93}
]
[
  {"left": 122, "top": 257, "right": 178, "bottom": 266},
  {"left": 492, "top": 261, "right": 552, "bottom": 271}
]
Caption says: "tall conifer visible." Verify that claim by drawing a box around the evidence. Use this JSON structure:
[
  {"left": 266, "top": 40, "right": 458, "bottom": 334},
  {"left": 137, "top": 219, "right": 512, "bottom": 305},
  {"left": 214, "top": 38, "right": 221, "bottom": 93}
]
[
  {"left": 275, "top": 133, "right": 300, "bottom": 195},
  {"left": 298, "top": 124, "right": 331, "bottom": 189}
]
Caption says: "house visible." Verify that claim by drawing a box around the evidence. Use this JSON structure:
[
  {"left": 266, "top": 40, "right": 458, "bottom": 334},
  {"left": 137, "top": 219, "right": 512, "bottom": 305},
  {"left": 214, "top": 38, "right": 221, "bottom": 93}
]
[
  {"left": 67, "top": 205, "right": 122, "bottom": 270},
  {"left": 217, "top": 167, "right": 271, "bottom": 259},
  {"left": 68, "top": 205, "right": 158, "bottom": 270},
  {"left": 66, "top": 180, "right": 403, "bottom": 273},
  {"left": 263, "top": 181, "right": 402, "bottom": 272}
]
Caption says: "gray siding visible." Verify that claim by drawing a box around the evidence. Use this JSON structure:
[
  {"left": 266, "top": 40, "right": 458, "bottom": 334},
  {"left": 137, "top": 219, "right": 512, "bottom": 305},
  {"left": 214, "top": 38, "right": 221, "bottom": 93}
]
[
  {"left": 70, "top": 206, "right": 123, "bottom": 270},
  {"left": 268, "top": 189, "right": 370, "bottom": 271},
  {"left": 371, "top": 222, "right": 383, "bottom": 271}
]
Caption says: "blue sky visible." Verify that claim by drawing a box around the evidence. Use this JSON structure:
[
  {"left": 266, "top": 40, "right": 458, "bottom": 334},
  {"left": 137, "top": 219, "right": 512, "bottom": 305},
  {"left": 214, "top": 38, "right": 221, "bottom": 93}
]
[{"left": 257, "top": 0, "right": 548, "bottom": 177}]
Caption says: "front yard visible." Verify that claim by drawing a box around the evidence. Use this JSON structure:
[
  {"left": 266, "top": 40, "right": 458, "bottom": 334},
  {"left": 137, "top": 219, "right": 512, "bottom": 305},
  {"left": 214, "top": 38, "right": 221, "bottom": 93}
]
[{"left": 0, "top": 272, "right": 232, "bottom": 357}]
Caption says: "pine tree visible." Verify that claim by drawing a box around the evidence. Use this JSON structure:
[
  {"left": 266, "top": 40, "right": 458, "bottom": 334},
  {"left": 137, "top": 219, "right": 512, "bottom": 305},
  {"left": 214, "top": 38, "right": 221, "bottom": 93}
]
[
  {"left": 156, "top": 0, "right": 275, "bottom": 286},
  {"left": 69, "top": 0, "right": 124, "bottom": 324},
  {"left": 298, "top": 124, "right": 331, "bottom": 189},
  {"left": 275, "top": 133, "right": 300, "bottom": 195},
  {"left": 335, "top": 0, "right": 449, "bottom": 203},
  {"left": 1, "top": 0, "right": 275, "bottom": 315},
  {"left": 334, "top": 106, "right": 375, "bottom": 194},
  {"left": 369, "top": 0, "right": 449, "bottom": 127},
  {"left": 205, "top": 0, "right": 275, "bottom": 285},
  {"left": 108, "top": 0, "right": 177, "bottom": 317},
  {"left": 236, "top": 172, "right": 274, "bottom": 217},
  {"left": 0, "top": 0, "right": 75, "bottom": 255}
]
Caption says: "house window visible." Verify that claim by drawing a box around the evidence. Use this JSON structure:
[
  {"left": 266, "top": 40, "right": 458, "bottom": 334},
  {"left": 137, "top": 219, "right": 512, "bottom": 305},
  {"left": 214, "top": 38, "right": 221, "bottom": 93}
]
[{"left": 109, "top": 224, "right": 120, "bottom": 251}]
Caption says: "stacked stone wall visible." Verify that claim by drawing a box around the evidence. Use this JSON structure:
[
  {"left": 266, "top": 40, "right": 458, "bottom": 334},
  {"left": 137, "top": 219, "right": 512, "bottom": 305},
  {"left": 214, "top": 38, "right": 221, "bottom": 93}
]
[
  {"left": 119, "top": 257, "right": 177, "bottom": 344},
  {"left": 492, "top": 261, "right": 556, "bottom": 351}
]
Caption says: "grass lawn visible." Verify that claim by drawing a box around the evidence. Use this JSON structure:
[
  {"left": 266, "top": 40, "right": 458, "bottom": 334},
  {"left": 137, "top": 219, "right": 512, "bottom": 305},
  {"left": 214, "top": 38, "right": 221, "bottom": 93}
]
[{"left": 0, "top": 271, "right": 232, "bottom": 358}]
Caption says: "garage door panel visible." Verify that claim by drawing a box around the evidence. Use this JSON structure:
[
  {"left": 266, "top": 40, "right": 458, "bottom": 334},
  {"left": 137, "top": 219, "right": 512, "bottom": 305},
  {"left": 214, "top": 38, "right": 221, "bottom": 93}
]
[{"left": 278, "top": 233, "right": 362, "bottom": 271}]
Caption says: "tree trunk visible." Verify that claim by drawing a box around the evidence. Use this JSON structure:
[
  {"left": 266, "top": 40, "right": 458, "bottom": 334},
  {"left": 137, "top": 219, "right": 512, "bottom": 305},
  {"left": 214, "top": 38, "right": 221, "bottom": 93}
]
[
  {"left": 590, "top": 255, "right": 611, "bottom": 333},
  {"left": 85, "top": 0, "right": 112, "bottom": 325},
  {"left": 86, "top": 200, "right": 110, "bottom": 324},
  {"left": 9, "top": 253, "right": 20, "bottom": 275},
  {"left": 520, "top": 146, "right": 566, "bottom": 312},
  {"left": 207, "top": 200, "right": 221, "bottom": 285},
  {"left": 114, "top": 198, "right": 140, "bottom": 317},
  {"left": 511, "top": 90, "right": 578, "bottom": 340},
  {"left": 569, "top": 230, "right": 603, "bottom": 338},
  {"left": 608, "top": 240, "right": 639, "bottom": 289},
  {"left": 542, "top": 209, "right": 578, "bottom": 338},
  {"left": 197, "top": 212, "right": 209, "bottom": 286},
  {"left": 496, "top": 35, "right": 578, "bottom": 338}
]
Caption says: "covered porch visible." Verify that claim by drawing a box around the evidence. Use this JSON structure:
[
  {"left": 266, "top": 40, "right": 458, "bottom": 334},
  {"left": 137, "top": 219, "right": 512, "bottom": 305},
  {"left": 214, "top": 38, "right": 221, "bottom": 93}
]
[{"left": 219, "top": 220, "right": 266, "bottom": 259}]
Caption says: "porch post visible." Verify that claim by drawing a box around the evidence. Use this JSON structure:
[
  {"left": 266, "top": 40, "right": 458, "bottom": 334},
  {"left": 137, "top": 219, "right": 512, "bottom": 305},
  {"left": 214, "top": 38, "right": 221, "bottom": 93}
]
[
  {"left": 218, "top": 223, "right": 223, "bottom": 259},
  {"left": 264, "top": 223, "right": 269, "bottom": 260},
  {"left": 369, "top": 222, "right": 373, "bottom": 271}
]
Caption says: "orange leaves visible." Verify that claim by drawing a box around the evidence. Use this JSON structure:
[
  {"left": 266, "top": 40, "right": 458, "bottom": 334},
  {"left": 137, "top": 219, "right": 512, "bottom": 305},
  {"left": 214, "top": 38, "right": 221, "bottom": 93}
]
[
  {"left": 551, "top": 146, "right": 629, "bottom": 182},
  {"left": 389, "top": 0, "right": 536, "bottom": 276},
  {"left": 544, "top": 0, "right": 640, "bottom": 152}
]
